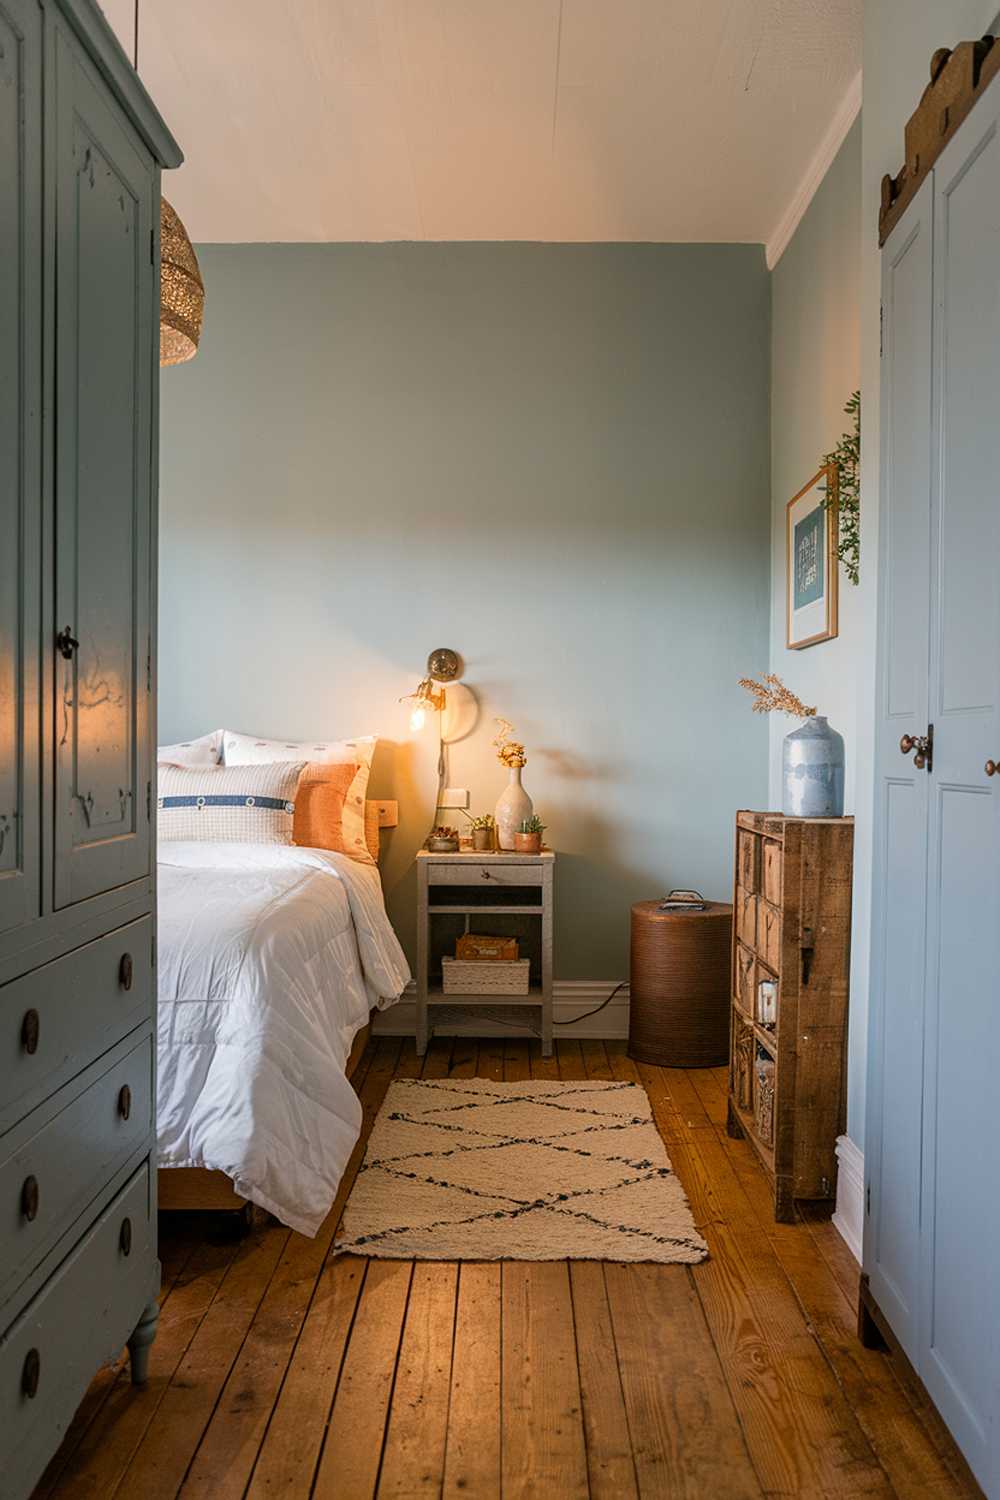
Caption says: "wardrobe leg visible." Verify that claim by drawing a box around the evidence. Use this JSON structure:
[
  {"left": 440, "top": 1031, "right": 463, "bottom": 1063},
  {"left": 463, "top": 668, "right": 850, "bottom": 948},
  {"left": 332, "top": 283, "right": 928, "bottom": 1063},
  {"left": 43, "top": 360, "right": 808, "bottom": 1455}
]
[{"left": 128, "top": 1297, "right": 160, "bottom": 1386}]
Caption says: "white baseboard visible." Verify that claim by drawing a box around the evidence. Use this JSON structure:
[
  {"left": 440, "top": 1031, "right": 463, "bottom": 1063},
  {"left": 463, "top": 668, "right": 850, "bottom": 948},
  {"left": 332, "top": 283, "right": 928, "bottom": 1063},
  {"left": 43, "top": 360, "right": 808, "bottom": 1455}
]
[
  {"left": 832, "top": 1134, "right": 864, "bottom": 1265},
  {"left": 372, "top": 979, "right": 629, "bottom": 1039}
]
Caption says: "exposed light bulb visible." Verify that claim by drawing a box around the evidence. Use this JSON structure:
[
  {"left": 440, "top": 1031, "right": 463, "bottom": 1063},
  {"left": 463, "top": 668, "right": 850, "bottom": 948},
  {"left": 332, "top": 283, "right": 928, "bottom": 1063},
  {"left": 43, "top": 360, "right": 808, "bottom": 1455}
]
[{"left": 409, "top": 704, "right": 427, "bottom": 734}]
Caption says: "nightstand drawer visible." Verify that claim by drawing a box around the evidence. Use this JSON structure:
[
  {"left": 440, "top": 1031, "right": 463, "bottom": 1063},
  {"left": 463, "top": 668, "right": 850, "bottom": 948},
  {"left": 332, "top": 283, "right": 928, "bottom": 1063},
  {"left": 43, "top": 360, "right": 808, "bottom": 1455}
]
[{"left": 426, "top": 862, "right": 542, "bottom": 888}]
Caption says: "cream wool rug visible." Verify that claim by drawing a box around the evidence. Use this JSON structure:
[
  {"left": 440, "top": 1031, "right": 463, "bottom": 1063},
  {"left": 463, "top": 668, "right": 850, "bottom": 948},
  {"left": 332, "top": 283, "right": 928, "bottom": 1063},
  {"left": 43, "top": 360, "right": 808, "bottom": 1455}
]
[{"left": 335, "top": 1078, "right": 708, "bottom": 1263}]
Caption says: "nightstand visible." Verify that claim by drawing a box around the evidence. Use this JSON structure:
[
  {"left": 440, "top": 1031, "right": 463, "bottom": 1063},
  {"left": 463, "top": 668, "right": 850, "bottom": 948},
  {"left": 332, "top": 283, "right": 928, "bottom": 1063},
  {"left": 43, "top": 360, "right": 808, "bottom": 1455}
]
[{"left": 416, "top": 849, "right": 555, "bottom": 1056}]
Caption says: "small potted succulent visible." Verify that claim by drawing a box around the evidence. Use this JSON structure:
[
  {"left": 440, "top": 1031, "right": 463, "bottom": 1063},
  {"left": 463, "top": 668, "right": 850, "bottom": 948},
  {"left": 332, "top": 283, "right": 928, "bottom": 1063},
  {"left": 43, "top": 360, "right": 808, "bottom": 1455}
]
[
  {"left": 426, "top": 824, "right": 460, "bottom": 853},
  {"left": 470, "top": 813, "right": 495, "bottom": 852},
  {"left": 513, "top": 815, "right": 545, "bottom": 855}
]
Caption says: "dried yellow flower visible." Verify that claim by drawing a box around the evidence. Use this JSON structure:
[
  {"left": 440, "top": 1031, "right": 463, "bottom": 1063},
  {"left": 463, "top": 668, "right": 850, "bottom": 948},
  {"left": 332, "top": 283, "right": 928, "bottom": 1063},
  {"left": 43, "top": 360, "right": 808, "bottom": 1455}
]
[
  {"left": 493, "top": 717, "right": 527, "bottom": 769},
  {"left": 738, "top": 674, "right": 817, "bottom": 719}
]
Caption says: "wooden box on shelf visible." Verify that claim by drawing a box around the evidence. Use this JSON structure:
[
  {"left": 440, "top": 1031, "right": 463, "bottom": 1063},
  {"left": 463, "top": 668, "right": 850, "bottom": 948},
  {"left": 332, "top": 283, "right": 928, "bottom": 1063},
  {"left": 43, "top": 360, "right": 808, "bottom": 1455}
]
[{"left": 727, "top": 811, "right": 853, "bottom": 1222}]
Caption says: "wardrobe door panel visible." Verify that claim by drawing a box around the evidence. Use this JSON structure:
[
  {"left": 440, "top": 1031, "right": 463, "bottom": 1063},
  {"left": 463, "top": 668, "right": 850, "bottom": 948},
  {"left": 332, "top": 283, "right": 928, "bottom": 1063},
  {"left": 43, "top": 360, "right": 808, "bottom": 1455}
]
[
  {"left": 864, "top": 181, "right": 933, "bottom": 1361},
  {"left": 51, "top": 24, "right": 154, "bottom": 909},
  {"left": 0, "top": 0, "right": 42, "bottom": 937},
  {"left": 920, "top": 99, "right": 1000, "bottom": 1492}
]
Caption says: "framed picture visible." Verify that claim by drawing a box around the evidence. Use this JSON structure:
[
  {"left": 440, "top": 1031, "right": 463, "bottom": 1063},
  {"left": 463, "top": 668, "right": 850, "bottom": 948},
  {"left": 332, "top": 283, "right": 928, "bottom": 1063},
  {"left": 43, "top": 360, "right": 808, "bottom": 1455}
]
[{"left": 786, "top": 465, "right": 838, "bottom": 649}]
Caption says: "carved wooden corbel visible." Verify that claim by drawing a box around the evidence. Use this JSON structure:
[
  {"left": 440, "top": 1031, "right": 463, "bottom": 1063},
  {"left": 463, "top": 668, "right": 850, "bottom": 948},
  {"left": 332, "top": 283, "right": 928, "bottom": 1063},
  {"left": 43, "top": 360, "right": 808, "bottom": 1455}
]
[{"left": 879, "top": 34, "right": 999, "bottom": 244}]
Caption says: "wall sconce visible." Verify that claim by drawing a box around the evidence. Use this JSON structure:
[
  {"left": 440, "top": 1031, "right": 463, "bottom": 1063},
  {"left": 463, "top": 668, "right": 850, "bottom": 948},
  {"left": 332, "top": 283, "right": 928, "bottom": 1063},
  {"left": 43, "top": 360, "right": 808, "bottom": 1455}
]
[{"left": 400, "top": 649, "right": 462, "bottom": 734}]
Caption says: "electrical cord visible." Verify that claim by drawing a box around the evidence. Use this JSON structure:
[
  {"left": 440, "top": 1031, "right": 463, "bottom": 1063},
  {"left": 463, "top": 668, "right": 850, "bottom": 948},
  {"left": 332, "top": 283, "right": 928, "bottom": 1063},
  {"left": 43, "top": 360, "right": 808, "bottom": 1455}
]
[
  {"left": 553, "top": 979, "right": 628, "bottom": 1025},
  {"left": 433, "top": 979, "right": 628, "bottom": 1041}
]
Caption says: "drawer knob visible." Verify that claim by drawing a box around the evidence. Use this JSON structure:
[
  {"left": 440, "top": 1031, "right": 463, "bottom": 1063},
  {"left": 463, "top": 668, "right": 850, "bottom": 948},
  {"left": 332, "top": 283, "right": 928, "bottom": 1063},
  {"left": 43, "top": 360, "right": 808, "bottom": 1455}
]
[
  {"left": 481, "top": 870, "right": 493, "bottom": 880},
  {"left": 22, "top": 1348, "right": 40, "bottom": 1400},
  {"left": 119, "top": 1216, "right": 132, "bottom": 1256},
  {"left": 118, "top": 1083, "right": 132, "bottom": 1121},
  {"left": 21, "top": 1009, "right": 40, "bottom": 1055},
  {"left": 21, "top": 1175, "right": 39, "bottom": 1222},
  {"left": 119, "top": 952, "right": 134, "bottom": 991}
]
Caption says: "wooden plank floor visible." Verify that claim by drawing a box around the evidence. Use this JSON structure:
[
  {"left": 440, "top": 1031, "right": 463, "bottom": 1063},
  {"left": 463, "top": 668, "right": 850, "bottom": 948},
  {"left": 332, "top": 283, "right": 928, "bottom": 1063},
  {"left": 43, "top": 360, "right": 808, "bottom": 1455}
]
[{"left": 34, "top": 1038, "right": 980, "bottom": 1500}]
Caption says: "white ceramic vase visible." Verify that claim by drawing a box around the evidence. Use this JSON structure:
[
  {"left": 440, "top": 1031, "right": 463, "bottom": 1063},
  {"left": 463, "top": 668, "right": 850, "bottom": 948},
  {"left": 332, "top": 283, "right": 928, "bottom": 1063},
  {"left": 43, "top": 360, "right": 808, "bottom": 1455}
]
[{"left": 495, "top": 766, "right": 533, "bottom": 850}]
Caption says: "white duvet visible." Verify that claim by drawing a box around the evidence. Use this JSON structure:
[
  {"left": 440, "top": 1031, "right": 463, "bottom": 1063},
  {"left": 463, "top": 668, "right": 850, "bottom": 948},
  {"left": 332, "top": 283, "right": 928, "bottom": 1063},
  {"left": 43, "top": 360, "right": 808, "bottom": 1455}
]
[{"left": 156, "top": 842, "right": 410, "bottom": 1235}]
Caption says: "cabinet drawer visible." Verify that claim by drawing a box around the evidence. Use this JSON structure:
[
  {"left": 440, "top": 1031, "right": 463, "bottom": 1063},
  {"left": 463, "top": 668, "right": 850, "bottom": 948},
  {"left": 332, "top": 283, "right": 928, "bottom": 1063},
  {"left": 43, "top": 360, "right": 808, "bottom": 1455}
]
[
  {"left": 762, "top": 839, "right": 782, "bottom": 906},
  {"left": 0, "top": 1162, "right": 153, "bottom": 1500},
  {"left": 425, "top": 863, "right": 542, "bottom": 890},
  {"left": 0, "top": 916, "right": 152, "bottom": 1136},
  {"left": 737, "top": 831, "right": 759, "bottom": 893},
  {"left": 734, "top": 944, "right": 755, "bottom": 1015},
  {"left": 736, "top": 889, "right": 757, "bottom": 949},
  {"left": 758, "top": 904, "right": 782, "bottom": 971},
  {"left": 0, "top": 1032, "right": 152, "bottom": 1312}
]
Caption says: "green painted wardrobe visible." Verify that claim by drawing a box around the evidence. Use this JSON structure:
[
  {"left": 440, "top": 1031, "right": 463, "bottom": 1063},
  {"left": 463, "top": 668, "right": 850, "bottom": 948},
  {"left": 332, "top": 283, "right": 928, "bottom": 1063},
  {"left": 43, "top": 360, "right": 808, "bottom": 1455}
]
[{"left": 0, "top": 3, "right": 179, "bottom": 1494}]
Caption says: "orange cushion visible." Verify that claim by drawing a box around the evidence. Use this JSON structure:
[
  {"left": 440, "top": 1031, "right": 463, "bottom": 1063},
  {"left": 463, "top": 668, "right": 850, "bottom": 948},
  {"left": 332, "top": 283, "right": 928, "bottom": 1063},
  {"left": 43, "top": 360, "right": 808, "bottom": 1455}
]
[{"left": 292, "top": 762, "right": 359, "bottom": 854}]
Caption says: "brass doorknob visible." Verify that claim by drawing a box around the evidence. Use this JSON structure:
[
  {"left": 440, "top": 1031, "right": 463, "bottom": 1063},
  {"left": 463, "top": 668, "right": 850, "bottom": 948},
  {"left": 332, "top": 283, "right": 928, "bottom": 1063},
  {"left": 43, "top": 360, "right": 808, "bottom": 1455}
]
[
  {"left": 986, "top": 760, "right": 998, "bottom": 777},
  {"left": 900, "top": 731, "right": 932, "bottom": 770}
]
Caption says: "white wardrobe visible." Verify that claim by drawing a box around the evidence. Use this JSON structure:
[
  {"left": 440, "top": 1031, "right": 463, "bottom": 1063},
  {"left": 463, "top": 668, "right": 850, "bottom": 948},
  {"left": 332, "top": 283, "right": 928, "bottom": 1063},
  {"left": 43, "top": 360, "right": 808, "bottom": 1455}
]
[{"left": 864, "top": 59, "right": 1000, "bottom": 1500}]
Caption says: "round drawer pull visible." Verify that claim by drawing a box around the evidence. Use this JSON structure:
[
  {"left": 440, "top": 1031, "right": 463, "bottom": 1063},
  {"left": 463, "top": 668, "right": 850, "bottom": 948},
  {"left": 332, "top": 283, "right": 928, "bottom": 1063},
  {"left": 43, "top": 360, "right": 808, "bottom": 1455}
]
[
  {"left": 119, "top": 1216, "right": 132, "bottom": 1256},
  {"left": 21, "top": 1175, "right": 39, "bottom": 1223},
  {"left": 119, "top": 952, "right": 134, "bottom": 991},
  {"left": 117, "top": 1083, "right": 132, "bottom": 1121},
  {"left": 21, "top": 1009, "right": 40, "bottom": 1055},
  {"left": 481, "top": 870, "right": 493, "bottom": 880},
  {"left": 22, "top": 1348, "right": 40, "bottom": 1400}
]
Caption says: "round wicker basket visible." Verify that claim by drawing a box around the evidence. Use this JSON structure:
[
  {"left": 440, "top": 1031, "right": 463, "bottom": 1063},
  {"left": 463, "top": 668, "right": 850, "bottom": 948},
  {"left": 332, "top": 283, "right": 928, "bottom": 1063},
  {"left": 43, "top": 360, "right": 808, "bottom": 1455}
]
[{"left": 628, "top": 900, "right": 733, "bottom": 1068}]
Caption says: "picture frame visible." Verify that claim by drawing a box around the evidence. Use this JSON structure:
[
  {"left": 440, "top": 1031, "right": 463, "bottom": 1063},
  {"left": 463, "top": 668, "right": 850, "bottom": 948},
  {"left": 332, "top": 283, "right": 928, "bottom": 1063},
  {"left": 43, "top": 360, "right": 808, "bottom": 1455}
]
[{"left": 786, "top": 464, "right": 839, "bottom": 649}]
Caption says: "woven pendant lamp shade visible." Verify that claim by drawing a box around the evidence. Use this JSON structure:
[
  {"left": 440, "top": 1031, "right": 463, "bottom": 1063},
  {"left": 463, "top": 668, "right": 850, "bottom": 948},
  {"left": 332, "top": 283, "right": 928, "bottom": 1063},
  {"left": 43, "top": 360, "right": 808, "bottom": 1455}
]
[{"left": 160, "top": 198, "right": 204, "bottom": 366}]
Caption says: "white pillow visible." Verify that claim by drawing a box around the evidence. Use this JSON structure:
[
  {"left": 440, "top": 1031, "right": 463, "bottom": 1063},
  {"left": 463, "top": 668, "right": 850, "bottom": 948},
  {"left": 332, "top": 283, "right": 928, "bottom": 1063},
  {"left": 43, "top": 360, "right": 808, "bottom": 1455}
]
[
  {"left": 222, "top": 731, "right": 377, "bottom": 865},
  {"left": 158, "top": 762, "right": 305, "bottom": 844},
  {"left": 157, "top": 729, "right": 224, "bottom": 767}
]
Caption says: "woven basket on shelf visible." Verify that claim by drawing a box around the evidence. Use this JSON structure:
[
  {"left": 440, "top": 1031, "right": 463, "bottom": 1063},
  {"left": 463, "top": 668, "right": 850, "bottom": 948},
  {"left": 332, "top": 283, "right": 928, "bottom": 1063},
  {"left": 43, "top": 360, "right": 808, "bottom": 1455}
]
[
  {"left": 442, "top": 957, "right": 531, "bottom": 995},
  {"left": 628, "top": 900, "right": 733, "bottom": 1068}
]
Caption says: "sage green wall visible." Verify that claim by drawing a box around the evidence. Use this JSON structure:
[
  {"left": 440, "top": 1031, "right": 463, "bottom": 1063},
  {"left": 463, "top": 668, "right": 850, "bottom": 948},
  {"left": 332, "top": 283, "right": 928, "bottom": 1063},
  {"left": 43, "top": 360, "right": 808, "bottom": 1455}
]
[
  {"left": 768, "top": 119, "right": 863, "bottom": 1132},
  {"left": 159, "top": 243, "right": 770, "bottom": 976}
]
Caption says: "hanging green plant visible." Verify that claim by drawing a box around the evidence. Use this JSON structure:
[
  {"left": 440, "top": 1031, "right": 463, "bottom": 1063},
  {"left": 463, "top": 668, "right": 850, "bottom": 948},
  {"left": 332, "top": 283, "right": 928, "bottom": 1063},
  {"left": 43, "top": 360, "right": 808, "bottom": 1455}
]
[{"left": 821, "top": 390, "right": 860, "bottom": 585}]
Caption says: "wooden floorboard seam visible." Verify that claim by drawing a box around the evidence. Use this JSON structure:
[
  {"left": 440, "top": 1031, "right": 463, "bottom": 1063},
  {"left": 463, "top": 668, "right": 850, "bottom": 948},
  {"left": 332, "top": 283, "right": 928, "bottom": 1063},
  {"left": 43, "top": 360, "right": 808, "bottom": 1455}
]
[
  {"left": 367, "top": 1261, "right": 419, "bottom": 1499},
  {"left": 596, "top": 1258, "right": 642, "bottom": 1499}
]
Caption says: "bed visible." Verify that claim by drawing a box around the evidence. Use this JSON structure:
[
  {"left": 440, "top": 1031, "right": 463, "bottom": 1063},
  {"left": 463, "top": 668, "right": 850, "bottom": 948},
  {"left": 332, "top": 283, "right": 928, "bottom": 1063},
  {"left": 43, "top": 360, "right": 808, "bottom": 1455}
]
[{"left": 154, "top": 811, "right": 409, "bottom": 1236}]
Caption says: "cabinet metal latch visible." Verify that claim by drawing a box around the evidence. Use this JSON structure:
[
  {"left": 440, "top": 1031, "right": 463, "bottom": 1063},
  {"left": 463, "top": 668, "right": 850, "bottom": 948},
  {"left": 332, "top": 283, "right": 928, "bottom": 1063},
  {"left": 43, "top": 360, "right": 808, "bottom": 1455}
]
[
  {"left": 56, "top": 625, "right": 79, "bottom": 660},
  {"left": 899, "top": 723, "right": 933, "bottom": 771}
]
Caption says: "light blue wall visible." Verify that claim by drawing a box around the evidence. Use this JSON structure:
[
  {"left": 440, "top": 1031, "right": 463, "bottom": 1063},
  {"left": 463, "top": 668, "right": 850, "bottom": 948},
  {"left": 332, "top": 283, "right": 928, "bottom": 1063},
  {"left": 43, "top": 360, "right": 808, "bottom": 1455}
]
[
  {"left": 159, "top": 243, "right": 770, "bottom": 974},
  {"left": 768, "top": 119, "right": 863, "bottom": 1133}
]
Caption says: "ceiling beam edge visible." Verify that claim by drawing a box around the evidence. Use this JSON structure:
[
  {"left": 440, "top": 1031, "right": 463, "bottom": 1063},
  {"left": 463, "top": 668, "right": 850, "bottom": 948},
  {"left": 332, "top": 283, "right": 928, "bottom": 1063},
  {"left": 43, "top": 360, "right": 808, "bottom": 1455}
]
[{"left": 765, "top": 68, "right": 862, "bottom": 272}]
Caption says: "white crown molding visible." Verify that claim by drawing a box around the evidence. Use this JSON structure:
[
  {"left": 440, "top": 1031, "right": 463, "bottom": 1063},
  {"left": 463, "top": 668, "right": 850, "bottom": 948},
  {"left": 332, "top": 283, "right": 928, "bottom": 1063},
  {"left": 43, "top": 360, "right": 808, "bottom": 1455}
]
[
  {"left": 766, "top": 68, "right": 862, "bottom": 271},
  {"left": 373, "top": 980, "right": 630, "bottom": 1040},
  {"left": 831, "top": 1133, "right": 864, "bottom": 1265}
]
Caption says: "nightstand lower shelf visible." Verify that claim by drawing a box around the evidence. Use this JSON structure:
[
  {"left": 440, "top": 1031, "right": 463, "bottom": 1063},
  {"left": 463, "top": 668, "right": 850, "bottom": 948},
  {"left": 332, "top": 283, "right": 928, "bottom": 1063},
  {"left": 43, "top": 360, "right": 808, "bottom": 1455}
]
[{"left": 417, "top": 849, "right": 555, "bottom": 1056}]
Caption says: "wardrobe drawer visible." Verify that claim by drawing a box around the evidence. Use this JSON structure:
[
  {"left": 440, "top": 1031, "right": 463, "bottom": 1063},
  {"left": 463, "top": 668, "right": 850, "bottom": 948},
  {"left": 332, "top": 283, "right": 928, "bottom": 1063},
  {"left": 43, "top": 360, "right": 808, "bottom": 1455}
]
[
  {"left": 0, "top": 1162, "right": 153, "bottom": 1500},
  {"left": 0, "top": 916, "right": 152, "bottom": 1136},
  {"left": 0, "top": 1033, "right": 152, "bottom": 1312}
]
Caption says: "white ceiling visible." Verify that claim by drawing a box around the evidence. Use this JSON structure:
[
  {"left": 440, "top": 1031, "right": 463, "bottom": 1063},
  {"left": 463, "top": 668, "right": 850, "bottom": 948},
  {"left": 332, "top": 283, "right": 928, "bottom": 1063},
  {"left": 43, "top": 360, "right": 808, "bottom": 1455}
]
[{"left": 102, "top": 0, "right": 862, "bottom": 245}]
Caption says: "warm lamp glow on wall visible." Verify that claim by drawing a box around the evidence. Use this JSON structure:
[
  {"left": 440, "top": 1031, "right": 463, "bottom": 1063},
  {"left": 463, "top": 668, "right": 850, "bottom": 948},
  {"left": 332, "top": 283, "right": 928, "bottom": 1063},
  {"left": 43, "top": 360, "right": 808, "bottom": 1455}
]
[{"left": 400, "top": 649, "right": 463, "bottom": 734}]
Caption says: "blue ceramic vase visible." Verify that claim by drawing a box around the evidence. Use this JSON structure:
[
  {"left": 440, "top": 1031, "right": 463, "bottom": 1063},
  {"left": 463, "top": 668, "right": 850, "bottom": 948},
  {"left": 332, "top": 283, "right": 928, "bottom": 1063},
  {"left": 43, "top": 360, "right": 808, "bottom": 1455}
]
[{"left": 782, "top": 716, "right": 844, "bottom": 818}]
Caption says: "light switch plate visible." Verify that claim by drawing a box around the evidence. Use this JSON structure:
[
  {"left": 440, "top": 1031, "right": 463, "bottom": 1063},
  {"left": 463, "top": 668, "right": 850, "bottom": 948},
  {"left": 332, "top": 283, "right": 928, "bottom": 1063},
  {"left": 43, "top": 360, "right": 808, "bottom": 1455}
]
[{"left": 439, "top": 788, "right": 470, "bottom": 809}]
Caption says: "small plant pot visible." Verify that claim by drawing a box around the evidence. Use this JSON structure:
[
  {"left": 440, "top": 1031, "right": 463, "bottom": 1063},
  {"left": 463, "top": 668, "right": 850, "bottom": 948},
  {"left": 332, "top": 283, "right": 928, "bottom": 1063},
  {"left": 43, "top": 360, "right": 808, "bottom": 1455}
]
[
  {"left": 472, "top": 828, "right": 493, "bottom": 852},
  {"left": 427, "top": 836, "right": 459, "bottom": 853},
  {"left": 513, "top": 831, "right": 542, "bottom": 854}
]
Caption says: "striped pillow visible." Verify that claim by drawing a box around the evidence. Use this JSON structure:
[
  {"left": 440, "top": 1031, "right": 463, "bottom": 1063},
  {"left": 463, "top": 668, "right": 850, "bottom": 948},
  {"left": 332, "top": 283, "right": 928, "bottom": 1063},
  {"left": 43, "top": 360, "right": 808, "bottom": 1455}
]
[{"left": 158, "top": 762, "right": 305, "bottom": 844}]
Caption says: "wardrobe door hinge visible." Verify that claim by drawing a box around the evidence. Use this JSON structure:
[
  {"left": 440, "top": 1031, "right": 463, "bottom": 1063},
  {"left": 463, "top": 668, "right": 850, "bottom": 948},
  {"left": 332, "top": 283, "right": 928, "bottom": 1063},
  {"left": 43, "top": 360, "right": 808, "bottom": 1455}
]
[
  {"left": 866, "top": 1182, "right": 871, "bottom": 1216},
  {"left": 150, "top": 227, "right": 155, "bottom": 265},
  {"left": 146, "top": 641, "right": 152, "bottom": 695},
  {"left": 879, "top": 302, "right": 883, "bottom": 358},
  {"left": 146, "top": 780, "right": 151, "bottom": 821},
  {"left": 151, "top": 932, "right": 157, "bottom": 970}
]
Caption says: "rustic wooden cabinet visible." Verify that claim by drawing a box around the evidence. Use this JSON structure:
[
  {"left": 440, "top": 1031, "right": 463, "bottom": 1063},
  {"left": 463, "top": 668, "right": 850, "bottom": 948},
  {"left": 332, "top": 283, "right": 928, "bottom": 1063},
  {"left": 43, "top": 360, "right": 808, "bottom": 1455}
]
[
  {"left": 0, "top": 5, "right": 179, "bottom": 1496},
  {"left": 727, "top": 811, "right": 853, "bottom": 1222}
]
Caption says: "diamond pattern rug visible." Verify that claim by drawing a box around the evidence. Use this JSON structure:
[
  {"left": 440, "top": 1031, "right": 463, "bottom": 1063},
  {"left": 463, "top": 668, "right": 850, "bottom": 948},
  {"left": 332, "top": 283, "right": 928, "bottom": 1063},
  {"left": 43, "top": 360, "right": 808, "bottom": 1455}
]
[{"left": 334, "top": 1078, "right": 708, "bottom": 1263}]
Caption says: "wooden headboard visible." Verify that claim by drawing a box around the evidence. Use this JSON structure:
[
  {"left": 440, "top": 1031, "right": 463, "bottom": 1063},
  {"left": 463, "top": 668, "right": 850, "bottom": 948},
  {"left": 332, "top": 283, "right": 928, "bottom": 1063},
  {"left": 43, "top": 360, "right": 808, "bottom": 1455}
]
[{"left": 365, "top": 799, "right": 398, "bottom": 860}]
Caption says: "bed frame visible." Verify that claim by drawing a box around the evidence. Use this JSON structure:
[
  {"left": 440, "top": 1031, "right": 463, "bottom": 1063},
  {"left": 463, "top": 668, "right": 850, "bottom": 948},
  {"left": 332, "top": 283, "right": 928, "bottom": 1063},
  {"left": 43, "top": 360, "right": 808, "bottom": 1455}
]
[{"left": 158, "top": 797, "right": 397, "bottom": 1217}]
